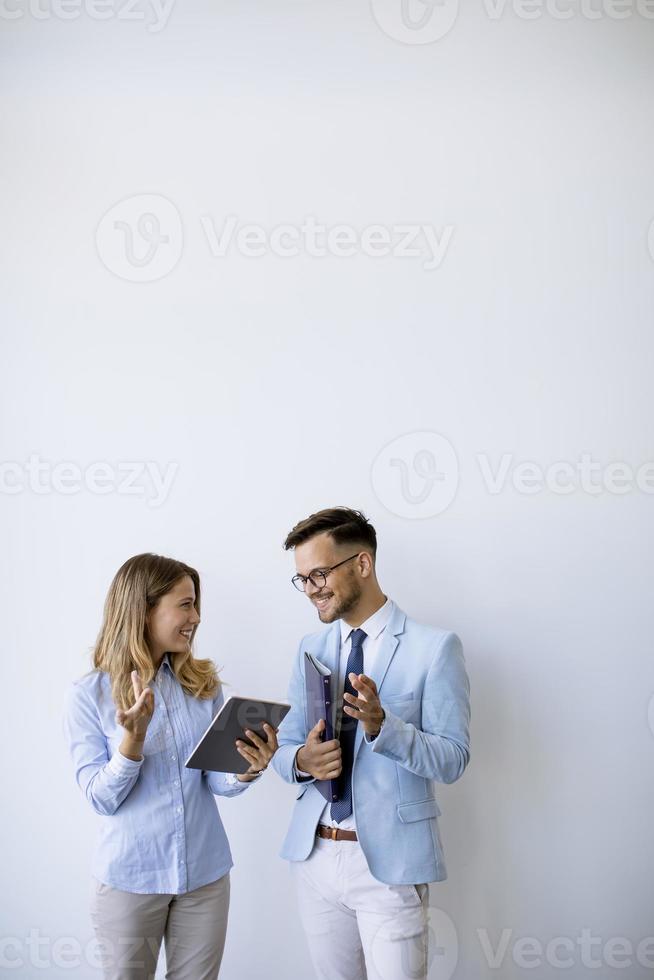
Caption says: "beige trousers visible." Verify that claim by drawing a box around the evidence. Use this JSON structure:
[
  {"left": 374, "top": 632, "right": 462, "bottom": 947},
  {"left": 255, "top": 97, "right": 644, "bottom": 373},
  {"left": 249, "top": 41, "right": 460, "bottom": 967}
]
[{"left": 89, "top": 874, "right": 230, "bottom": 980}]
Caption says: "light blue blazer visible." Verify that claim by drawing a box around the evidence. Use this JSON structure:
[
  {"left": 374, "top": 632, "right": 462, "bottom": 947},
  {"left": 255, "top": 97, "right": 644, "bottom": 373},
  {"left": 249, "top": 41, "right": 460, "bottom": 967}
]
[{"left": 272, "top": 604, "right": 471, "bottom": 885}]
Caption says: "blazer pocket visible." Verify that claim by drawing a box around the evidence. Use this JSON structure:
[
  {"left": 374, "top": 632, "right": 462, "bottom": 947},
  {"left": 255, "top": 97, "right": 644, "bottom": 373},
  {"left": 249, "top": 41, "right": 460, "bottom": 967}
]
[
  {"left": 383, "top": 692, "right": 415, "bottom": 704},
  {"left": 396, "top": 798, "right": 441, "bottom": 823}
]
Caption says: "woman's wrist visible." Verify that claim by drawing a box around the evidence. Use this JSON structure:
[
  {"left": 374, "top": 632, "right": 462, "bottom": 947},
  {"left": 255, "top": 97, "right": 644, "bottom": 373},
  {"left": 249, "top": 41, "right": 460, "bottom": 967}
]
[
  {"left": 236, "top": 769, "right": 263, "bottom": 782},
  {"left": 119, "top": 733, "right": 145, "bottom": 761}
]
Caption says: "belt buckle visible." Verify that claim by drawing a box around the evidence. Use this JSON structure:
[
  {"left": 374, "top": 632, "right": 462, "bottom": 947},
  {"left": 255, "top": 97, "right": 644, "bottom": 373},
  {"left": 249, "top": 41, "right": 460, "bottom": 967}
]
[{"left": 331, "top": 827, "right": 338, "bottom": 841}]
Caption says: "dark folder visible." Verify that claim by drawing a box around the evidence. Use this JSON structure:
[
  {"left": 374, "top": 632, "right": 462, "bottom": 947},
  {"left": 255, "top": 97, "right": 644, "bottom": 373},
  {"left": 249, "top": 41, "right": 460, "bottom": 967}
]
[{"left": 304, "top": 652, "right": 338, "bottom": 803}]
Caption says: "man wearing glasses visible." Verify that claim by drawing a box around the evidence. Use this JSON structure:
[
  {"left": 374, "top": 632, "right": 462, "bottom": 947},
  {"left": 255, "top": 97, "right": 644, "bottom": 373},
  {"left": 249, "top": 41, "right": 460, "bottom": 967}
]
[{"left": 272, "top": 507, "right": 470, "bottom": 980}]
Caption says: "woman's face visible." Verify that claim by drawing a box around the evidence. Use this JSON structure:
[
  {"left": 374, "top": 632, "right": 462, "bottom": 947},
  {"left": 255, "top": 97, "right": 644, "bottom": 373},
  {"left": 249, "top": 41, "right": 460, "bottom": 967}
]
[{"left": 146, "top": 574, "right": 200, "bottom": 662}]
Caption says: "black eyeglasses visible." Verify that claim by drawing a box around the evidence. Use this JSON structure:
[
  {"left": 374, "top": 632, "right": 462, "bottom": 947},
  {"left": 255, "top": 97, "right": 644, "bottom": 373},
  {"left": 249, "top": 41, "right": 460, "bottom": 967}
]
[{"left": 291, "top": 553, "right": 360, "bottom": 593}]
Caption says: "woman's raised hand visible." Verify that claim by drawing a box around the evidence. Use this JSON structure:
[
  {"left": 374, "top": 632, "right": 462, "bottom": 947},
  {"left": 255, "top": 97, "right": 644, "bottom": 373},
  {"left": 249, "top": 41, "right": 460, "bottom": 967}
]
[{"left": 116, "top": 670, "right": 155, "bottom": 738}]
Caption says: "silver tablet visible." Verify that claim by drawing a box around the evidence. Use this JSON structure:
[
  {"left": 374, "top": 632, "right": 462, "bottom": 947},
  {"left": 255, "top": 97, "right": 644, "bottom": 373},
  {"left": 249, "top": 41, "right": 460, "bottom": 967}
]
[{"left": 185, "top": 696, "right": 290, "bottom": 774}]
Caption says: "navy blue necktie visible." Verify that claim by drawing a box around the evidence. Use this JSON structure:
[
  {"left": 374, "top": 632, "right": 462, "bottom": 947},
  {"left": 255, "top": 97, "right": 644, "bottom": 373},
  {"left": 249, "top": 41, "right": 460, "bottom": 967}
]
[{"left": 331, "top": 628, "right": 367, "bottom": 823}]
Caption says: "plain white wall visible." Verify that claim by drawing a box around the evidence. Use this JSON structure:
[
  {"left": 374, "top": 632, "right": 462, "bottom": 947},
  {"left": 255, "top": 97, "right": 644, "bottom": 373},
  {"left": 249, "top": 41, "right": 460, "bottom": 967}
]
[{"left": 2, "top": 2, "right": 654, "bottom": 978}]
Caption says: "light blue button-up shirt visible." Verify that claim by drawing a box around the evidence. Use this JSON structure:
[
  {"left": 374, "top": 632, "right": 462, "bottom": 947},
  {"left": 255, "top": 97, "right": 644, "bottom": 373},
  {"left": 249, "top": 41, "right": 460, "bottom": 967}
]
[{"left": 64, "top": 654, "right": 251, "bottom": 894}]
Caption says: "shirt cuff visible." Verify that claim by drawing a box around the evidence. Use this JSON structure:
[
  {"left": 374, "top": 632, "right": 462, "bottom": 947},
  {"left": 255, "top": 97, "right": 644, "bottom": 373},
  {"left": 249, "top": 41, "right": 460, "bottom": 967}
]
[
  {"left": 293, "top": 746, "right": 313, "bottom": 780},
  {"left": 107, "top": 750, "right": 144, "bottom": 777}
]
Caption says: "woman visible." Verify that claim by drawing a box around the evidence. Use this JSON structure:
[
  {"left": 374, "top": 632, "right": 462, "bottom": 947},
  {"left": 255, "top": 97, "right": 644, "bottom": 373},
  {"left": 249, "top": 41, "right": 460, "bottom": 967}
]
[{"left": 64, "top": 553, "right": 277, "bottom": 980}]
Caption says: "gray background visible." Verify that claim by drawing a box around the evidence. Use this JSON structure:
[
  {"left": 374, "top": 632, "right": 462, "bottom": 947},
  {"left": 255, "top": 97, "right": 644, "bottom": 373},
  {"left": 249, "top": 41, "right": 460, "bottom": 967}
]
[{"left": 2, "top": 1, "right": 653, "bottom": 977}]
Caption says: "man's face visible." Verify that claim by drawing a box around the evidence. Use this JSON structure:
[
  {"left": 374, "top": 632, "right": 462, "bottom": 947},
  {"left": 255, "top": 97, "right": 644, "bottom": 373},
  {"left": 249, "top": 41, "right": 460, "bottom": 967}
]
[{"left": 294, "top": 532, "right": 363, "bottom": 624}]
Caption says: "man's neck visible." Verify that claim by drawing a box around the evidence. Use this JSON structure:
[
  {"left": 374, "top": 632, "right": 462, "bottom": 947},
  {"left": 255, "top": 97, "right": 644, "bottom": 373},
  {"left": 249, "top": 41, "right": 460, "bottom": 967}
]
[{"left": 342, "top": 590, "right": 388, "bottom": 629}]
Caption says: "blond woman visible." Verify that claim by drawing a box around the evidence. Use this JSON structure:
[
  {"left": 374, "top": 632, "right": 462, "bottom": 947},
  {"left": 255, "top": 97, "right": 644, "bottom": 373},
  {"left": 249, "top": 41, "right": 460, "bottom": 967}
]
[{"left": 64, "top": 553, "right": 277, "bottom": 980}]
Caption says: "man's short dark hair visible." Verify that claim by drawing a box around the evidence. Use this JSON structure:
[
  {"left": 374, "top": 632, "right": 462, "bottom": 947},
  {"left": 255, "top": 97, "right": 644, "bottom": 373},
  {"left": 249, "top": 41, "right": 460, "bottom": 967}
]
[{"left": 284, "top": 507, "right": 377, "bottom": 557}]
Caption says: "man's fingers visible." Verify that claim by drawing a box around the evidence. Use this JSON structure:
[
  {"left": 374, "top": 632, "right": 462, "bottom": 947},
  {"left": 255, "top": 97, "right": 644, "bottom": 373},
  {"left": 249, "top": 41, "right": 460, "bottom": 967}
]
[
  {"left": 315, "top": 740, "right": 340, "bottom": 757},
  {"left": 308, "top": 719, "right": 326, "bottom": 741},
  {"left": 344, "top": 691, "right": 367, "bottom": 706},
  {"left": 359, "top": 674, "right": 377, "bottom": 693},
  {"left": 319, "top": 763, "right": 342, "bottom": 778},
  {"left": 350, "top": 673, "right": 377, "bottom": 699}
]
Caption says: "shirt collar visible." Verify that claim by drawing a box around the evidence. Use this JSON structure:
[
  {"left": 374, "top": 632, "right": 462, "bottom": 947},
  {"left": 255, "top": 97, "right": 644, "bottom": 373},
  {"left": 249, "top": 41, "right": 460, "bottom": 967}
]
[
  {"left": 339, "top": 597, "right": 394, "bottom": 644},
  {"left": 157, "top": 652, "right": 174, "bottom": 676}
]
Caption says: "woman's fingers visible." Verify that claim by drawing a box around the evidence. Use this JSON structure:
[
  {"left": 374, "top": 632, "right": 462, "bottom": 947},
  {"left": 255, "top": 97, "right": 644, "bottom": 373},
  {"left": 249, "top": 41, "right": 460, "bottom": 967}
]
[
  {"left": 263, "top": 724, "right": 279, "bottom": 752},
  {"left": 236, "top": 745, "right": 259, "bottom": 767},
  {"left": 235, "top": 724, "right": 281, "bottom": 773},
  {"left": 131, "top": 670, "right": 143, "bottom": 700},
  {"left": 244, "top": 729, "right": 265, "bottom": 749}
]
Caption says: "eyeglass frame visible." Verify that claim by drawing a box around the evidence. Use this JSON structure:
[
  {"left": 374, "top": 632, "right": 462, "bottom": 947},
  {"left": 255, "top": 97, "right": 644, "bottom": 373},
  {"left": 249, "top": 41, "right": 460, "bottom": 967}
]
[{"left": 291, "top": 552, "right": 361, "bottom": 593}]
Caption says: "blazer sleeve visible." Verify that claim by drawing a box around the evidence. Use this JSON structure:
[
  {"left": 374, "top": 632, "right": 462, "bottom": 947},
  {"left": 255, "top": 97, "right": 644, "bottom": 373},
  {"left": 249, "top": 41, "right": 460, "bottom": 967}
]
[
  {"left": 271, "top": 639, "right": 314, "bottom": 785},
  {"left": 371, "top": 631, "right": 470, "bottom": 784},
  {"left": 63, "top": 682, "right": 143, "bottom": 817}
]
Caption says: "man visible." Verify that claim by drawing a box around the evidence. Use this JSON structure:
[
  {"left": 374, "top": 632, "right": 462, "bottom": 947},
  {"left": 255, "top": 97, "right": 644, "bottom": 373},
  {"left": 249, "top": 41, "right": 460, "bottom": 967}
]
[{"left": 272, "top": 507, "right": 471, "bottom": 980}]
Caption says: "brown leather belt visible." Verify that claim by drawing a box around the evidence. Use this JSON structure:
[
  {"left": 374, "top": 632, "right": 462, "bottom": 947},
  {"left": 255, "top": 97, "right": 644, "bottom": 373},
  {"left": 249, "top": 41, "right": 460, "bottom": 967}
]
[{"left": 317, "top": 824, "right": 358, "bottom": 842}]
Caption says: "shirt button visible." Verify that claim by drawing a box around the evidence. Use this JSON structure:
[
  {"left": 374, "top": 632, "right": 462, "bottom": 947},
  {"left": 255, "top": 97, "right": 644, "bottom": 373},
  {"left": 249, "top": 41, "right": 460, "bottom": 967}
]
[
  {"left": 174, "top": 780, "right": 179, "bottom": 787},
  {"left": 177, "top": 806, "right": 182, "bottom": 814},
  {"left": 171, "top": 755, "right": 176, "bottom": 761},
  {"left": 167, "top": 727, "right": 173, "bottom": 735}
]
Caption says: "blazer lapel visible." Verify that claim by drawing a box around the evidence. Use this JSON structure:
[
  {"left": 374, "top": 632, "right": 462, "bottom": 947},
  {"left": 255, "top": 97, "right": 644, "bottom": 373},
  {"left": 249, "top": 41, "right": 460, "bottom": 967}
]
[
  {"left": 318, "top": 621, "right": 341, "bottom": 705},
  {"left": 354, "top": 605, "right": 406, "bottom": 754},
  {"left": 322, "top": 623, "right": 342, "bottom": 736}
]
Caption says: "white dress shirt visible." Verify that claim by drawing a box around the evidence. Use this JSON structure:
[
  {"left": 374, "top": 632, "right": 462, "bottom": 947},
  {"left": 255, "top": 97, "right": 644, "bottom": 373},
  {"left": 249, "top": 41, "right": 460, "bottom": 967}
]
[{"left": 297, "top": 597, "right": 395, "bottom": 831}]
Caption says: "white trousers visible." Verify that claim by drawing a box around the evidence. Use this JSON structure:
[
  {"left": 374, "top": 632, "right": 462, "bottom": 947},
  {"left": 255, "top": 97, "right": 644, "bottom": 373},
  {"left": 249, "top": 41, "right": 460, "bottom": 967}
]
[{"left": 292, "top": 837, "right": 429, "bottom": 980}]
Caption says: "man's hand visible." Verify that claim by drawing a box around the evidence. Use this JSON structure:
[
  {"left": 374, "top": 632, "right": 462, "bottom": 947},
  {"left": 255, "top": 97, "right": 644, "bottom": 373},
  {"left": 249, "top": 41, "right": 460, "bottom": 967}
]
[
  {"left": 343, "top": 674, "right": 385, "bottom": 738},
  {"left": 296, "top": 719, "right": 342, "bottom": 781}
]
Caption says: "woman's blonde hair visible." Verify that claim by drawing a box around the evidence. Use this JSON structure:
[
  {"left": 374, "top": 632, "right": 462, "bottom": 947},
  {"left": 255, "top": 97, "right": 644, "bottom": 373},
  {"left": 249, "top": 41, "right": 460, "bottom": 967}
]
[{"left": 93, "top": 553, "right": 220, "bottom": 711}]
